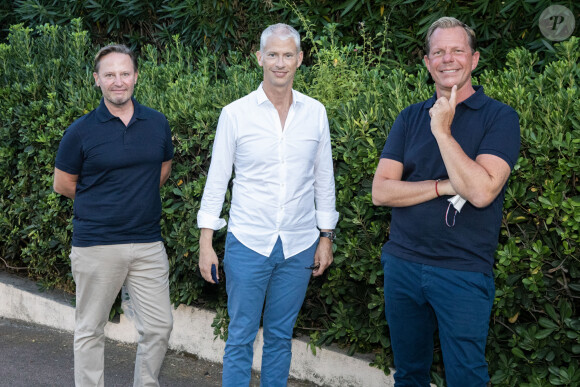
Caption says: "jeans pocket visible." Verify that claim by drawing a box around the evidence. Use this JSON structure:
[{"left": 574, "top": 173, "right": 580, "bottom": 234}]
[{"left": 224, "top": 232, "right": 234, "bottom": 267}]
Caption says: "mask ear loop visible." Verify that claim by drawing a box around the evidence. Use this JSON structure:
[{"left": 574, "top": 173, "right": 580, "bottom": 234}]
[{"left": 445, "top": 202, "right": 457, "bottom": 227}]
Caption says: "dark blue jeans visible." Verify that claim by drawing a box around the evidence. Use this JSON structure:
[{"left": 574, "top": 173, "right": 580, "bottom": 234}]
[{"left": 382, "top": 252, "right": 494, "bottom": 387}]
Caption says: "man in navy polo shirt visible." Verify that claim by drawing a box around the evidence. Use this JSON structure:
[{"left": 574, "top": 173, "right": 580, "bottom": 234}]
[
  {"left": 372, "top": 17, "right": 520, "bottom": 386},
  {"left": 53, "top": 44, "right": 174, "bottom": 387}
]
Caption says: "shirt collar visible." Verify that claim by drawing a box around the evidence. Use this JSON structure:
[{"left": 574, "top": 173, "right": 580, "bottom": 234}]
[
  {"left": 95, "top": 96, "right": 144, "bottom": 123},
  {"left": 256, "top": 82, "right": 304, "bottom": 107},
  {"left": 424, "top": 85, "right": 485, "bottom": 110}
]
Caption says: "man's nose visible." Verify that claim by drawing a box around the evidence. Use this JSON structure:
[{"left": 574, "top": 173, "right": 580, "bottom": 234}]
[
  {"left": 442, "top": 51, "right": 454, "bottom": 62},
  {"left": 275, "top": 56, "right": 285, "bottom": 67}
]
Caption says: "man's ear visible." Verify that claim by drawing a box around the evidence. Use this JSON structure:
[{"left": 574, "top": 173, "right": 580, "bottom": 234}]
[
  {"left": 256, "top": 51, "right": 263, "bottom": 67},
  {"left": 423, "top": 55, "right": 431, "bottom": 72},
  {"left": 471, "top": 51, "right": 480, "bottom": 71}
]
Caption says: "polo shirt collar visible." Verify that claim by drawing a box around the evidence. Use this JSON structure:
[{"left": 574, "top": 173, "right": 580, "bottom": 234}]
[
  {"left": 256, "top": 82, "right": 304, "bottom": 108},
  {"left": 425, "top": 85, "right": 485, "bottom": 110},
  {"left": 95, "top": 96, "right": 144, "bottom": 123}
]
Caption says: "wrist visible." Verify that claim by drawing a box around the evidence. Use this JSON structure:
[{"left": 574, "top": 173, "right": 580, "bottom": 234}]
[
  {"left": 319, "top": 230, "right": 336, "bottom": 242},
  {"left": 199, "top": 237, "right": 213, "bottom": 251},
  {"left": 432, "top": 127, "right": 453, "bottom": 141}
]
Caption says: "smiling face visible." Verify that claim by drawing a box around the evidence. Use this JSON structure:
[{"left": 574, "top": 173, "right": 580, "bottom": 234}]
[
  {"left": 424, "top": 26, "right": 479, "bottom": 101},
  {"left": 256, "top": 34, "right": 303, "bottom": 91},
  {"left": 93, "top": 52, "right": 138, "bottom": 109}
]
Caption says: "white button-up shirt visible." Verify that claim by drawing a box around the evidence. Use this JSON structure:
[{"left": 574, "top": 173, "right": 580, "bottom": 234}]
[{"left": 197, "top": 84, "right": 339, "bottom": 258}]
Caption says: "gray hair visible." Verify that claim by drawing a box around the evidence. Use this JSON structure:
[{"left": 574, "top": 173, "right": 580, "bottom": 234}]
[
  {"left": 94, "top": 44, "right": 138, "bottom": 73},
  {"left": 260, "top": 23, "right": 301, "bottom": 53},
  {"left": 425, "top": 17, "right": 477, "bottom": 55}
]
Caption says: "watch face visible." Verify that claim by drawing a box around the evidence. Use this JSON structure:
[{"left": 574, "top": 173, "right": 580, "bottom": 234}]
[{"left": 321, "top": 231, "right": 335, "bottom": 241}]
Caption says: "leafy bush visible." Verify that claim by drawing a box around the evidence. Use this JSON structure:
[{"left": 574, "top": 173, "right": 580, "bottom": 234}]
[
  {"left": 2, "top": 0, "right": 579, "bottom": 72},
  {"left": 0, "top": 21, "right": 578, "bottom": 385}
]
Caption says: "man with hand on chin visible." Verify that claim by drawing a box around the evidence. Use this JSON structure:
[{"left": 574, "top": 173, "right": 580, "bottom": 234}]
[
  {"left": 54, "top": 44, "right": 174, "bottom": 386},
  {"left": 372, "top": 17, "right": 520, "bottom": 386},
  {"left": 197, "top": 23, "right": 338, "bottom": 387}
]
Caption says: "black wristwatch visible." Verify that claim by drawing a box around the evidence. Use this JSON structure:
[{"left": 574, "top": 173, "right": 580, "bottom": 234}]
[{"left": 320, "top": 230, "right": 336, "bottom": 242}]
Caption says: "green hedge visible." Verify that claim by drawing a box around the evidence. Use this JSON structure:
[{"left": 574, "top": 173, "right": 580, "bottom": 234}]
[
  {"left": 2, "top": 1, "right": 579, "bottom": 73},
  {"left": 1, "top": 22, "right": 578, "bottom": 386}
]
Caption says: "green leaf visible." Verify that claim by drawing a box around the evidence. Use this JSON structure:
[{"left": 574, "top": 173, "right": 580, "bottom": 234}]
[
  {"left": 538, "top": 317, "right": 559, "bottom": 330},
  {"left": 511, "top": 347, "right": 527, "bottom": 359},
  {"left": 544, "top": 303, "right": 559, "bottom": 322},
  {"left": 535, "top": 328, "right": 555, "bottom": 340}
]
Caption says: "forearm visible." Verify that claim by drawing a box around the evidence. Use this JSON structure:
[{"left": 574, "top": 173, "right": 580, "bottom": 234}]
[
  {"left": 199, "top": 228, "right": 215, "bottom": 250},
  {"left": 53, "top": 168, "right": 77, "bottom": 199},
  {"left": 372, "top": 158, "right": 455, "bottom": 207},
  {"left": 434, "top": 132, "right": 499, "bottom": 207},
  {"left": 159, "top": 175, "right": 170, "bottom": 187},
  {"left": 372, "top": 177, "right": 452, "bottom": 207},
  {"left": 54, "top": 185, "right": 76, "bottom": 199},
  {"left": 160, "top": 160, "right": 172, "bottom": 187}
]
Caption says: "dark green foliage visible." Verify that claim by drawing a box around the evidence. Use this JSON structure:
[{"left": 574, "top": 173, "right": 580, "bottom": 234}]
[
  {"left": 1, "top": 21, "right": 578, "bottom": 385},
  {"left": 275, "top": 0, "right": 580, "bottom": 70},
  {"left": 2, "top": 0, "right": 578, "bottom": 72}
]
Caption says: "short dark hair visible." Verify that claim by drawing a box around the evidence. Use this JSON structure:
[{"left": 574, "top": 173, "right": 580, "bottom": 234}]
[
  {"left": 425, "top": 17, "right": 477, "bottom": 55},
  {"left": 93, "top": 44, "right": 138, "bottom": 73}
]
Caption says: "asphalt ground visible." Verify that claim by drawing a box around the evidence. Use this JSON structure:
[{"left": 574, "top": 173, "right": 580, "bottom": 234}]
[{"left": 0, "top": 317, "right": 318, "bottom": 387}]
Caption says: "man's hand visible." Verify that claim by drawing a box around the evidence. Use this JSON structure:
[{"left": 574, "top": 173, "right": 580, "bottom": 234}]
[
  {"left": 199, "top": 228, "right": 219, "bottom": 284},
  {"left": 429, "top": 85, "right": 457, "bottom": 138},
  {"left": 312, "top": 237, "right": 333, "bottom": 277}
]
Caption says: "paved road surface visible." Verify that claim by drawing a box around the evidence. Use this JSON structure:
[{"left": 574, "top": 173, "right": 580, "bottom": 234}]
[{"left": 0, "top": 317, "right": 318, "bottom": 387}]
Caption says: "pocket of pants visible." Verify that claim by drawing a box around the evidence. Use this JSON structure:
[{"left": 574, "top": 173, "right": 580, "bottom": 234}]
[
  {"left": 468, "top": 271, "right": 495, "bottom": 310},
  {"left": 223, "top": 232, "right": 234, "bottom": 267}
]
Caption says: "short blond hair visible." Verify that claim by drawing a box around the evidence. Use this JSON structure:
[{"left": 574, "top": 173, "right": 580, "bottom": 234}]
[{"left": 425, "top": 17, "right": 476, "bottom": 55}]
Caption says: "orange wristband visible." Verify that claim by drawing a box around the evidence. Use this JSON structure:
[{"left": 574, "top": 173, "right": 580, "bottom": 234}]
[{"left": 435, "top": 179, "right": 441, "bottom": 197}]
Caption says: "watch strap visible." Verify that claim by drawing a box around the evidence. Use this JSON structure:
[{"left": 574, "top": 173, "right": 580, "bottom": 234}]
[{"left": 320, "top": 231, "right": 336, "bottom": 241}]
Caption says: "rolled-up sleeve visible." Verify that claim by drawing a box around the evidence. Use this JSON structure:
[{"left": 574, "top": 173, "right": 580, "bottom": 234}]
[
  {"left": 197, "top": 108, "right": 236, "bottom": 230},
  {"left": 313, "top": 108, "right": 339, "bottom": 230}
]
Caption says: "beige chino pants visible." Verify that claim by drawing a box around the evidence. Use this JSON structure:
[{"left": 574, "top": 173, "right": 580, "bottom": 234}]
[{"left": 70, "top": 242, "right": 173, "bottom": 387}]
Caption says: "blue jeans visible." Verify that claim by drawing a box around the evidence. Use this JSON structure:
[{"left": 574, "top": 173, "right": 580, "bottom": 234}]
[
  {"left": 382, "top": 252, "right": 494, "bottom": 387},
  {"left": 222, "top": 232, "right": 316, "bottom": 387}
]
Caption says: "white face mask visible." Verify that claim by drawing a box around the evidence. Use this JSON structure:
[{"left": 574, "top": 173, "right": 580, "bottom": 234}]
[
  {"left": 445, "top": 194, "right": 466, "bottom": 227},
  {"left": 448, "top": 194, "right": 466, "bottom": 212}
]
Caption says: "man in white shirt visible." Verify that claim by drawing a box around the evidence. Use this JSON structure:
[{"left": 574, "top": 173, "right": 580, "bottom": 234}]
[{"left": 197, "top": 23, "right": 339, "bottom": 386}]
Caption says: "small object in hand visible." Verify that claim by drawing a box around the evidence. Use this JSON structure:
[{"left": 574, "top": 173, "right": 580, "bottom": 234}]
[
  {"left": 305, "top": 263, "right": 320, "bottom": 271},
  {"left": 211, "top": 264, "right": 219, "bottom": 284}
]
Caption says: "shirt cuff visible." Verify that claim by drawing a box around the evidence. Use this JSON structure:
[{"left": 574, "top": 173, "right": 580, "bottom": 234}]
[
  {"left": 197, "top": 210, "right": 227, "bottom": 230},
  {"left": 316, "top": 209, "right": 339, "bottom": 230}
]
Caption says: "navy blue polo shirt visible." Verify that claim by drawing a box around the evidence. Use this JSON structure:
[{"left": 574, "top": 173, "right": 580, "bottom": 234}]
[
  {"left": 55, "top": 97, "right": 174, "bottom": 247},
  {"left": 380, "top": 86, "right": 520, "bottom": 273}
]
